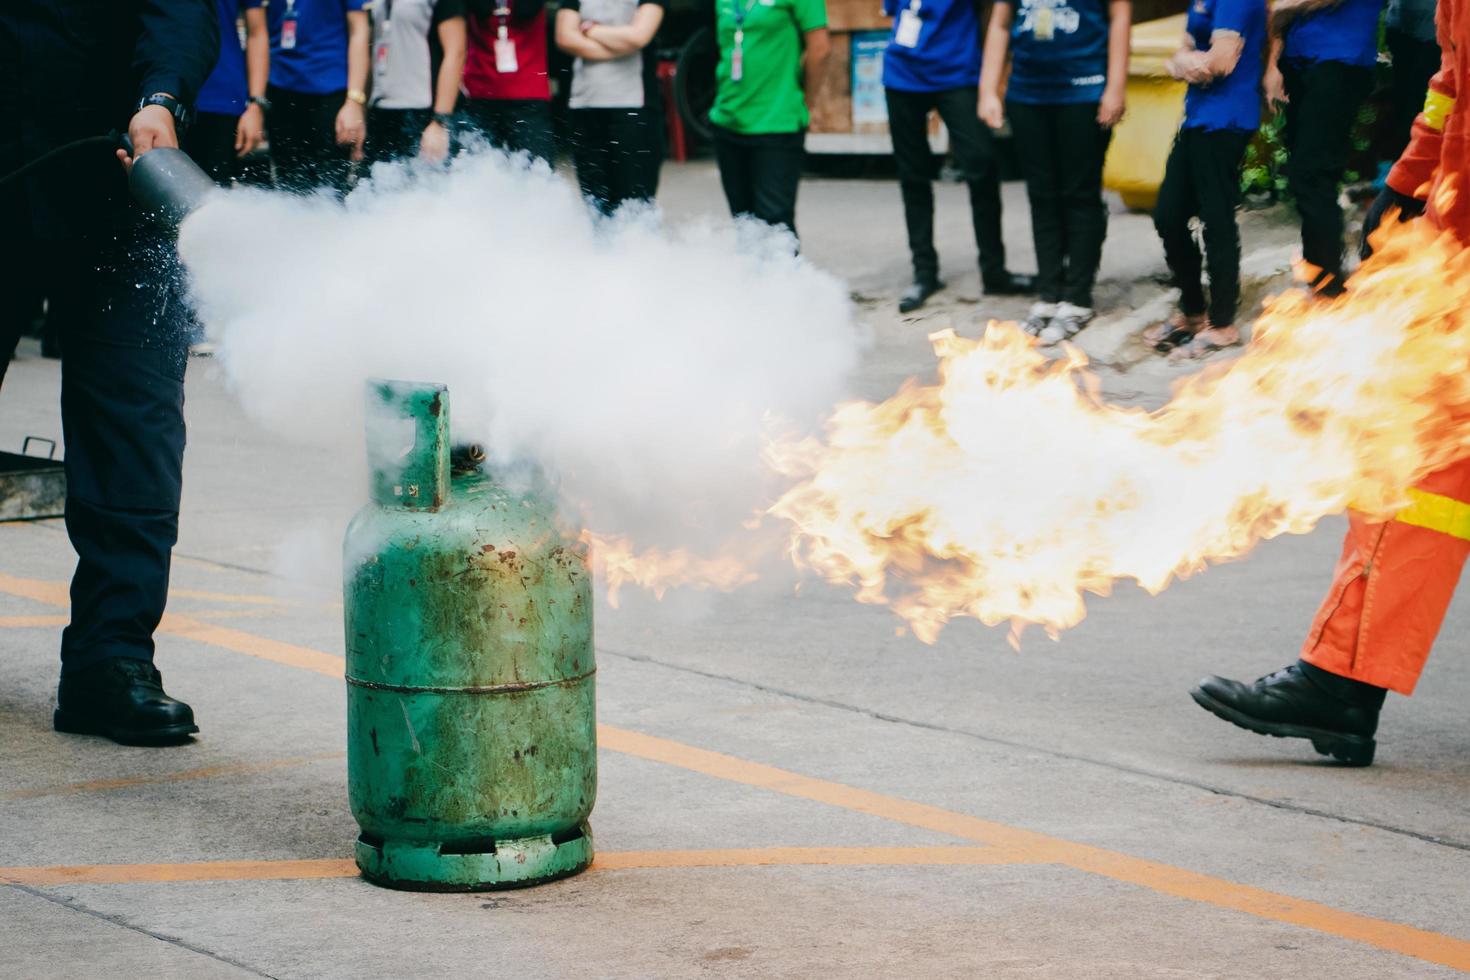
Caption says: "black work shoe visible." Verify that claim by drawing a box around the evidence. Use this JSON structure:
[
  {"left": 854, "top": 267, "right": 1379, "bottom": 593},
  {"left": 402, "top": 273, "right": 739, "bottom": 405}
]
[
  {"left": 1190, "top": 661, "right": 1384, "bottom": 766},
  {"left": 899, "top": 278, "right": 944, "bottom": 313},
  {"left": 983, "top": 271, "right": 1038, "bottom": 296},
  {"left": 1310, "top": 269, "right": 1348, "bottom": 299},
  {"left": 55, "top": 658, "right": 198, "bottom": 746}
]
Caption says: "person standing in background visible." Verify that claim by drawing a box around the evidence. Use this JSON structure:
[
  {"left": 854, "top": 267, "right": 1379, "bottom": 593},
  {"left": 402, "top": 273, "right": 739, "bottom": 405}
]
[
  {"left": 365, "top": 0, "right": 468, "bottom": 163},
  {"left": 461, "top": 0, "right": 555, "bottom": 164},
  {"left": 266, "top": 0, "right": 372, "bottom": 192},
  {"left": 555, "top": 0, "right": 667, "bottom": 214},
  {"left": 709, "top": 0, "right": 830, "bottom": 239},
  {"left": 186, "top": 0, "right": 271, "bottom": 184},
  {"left": 979, "top": 0, "right": 1131, "bottom": 346},
  {"left": 1264, "top": 0, "right": 1386, "bottom": 295},
  {"left": 1384, "top": 0, "right": 1440, "bottom": 166},
  {"left": 1144, "top": 0, "right": 1267, "bottom": 359},
  {"left": 883, "top": 0, "right": 1035, "bottom": 313}
]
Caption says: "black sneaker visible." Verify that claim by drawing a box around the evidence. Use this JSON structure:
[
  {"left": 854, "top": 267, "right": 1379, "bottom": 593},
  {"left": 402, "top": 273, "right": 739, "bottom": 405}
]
[
  {"left": 899, "top": 278, "right": 944, "bottom": 314},
  {"left": 55, "top": 658, "right": 198, "bottom": 746},
  {"left": 1190, "top": 661, "right": 1384, "bottom": 766},
  {"left": 983, "top": 271, "right": 1037, "bottom": 296}
]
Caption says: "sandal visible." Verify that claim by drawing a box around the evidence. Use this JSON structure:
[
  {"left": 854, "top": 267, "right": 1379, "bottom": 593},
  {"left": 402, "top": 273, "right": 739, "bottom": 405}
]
[
  {"left": 1144, "top": 311, "right": 1205, "bottom": 352},
  {"left": 1169, "top": 326, "right": 1242, "bottom": 362}
]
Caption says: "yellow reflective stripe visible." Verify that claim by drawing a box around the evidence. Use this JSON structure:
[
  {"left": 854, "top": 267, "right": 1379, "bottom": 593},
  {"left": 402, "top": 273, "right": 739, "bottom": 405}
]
[
  {"left": 1395, "top": 488, "right": 1470, "bottom": 541},
  {"left": 1422, "top": 89, "right": 1456, "bottom": 132}
]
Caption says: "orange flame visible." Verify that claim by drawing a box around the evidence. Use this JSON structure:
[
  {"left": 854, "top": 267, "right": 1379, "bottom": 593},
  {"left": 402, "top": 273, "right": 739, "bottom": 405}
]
[
  {"left": 582, "top": 531, "right": 758, "bottom": 607},
  {"left": 767, "top": 220, "right": 1470, "bottom": 643}
]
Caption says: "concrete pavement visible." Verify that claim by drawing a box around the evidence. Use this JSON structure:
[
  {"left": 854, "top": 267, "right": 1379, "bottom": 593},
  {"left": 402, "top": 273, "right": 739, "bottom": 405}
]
[{"left": 1, "top": 161, "right": 1467, "bottom": 979}]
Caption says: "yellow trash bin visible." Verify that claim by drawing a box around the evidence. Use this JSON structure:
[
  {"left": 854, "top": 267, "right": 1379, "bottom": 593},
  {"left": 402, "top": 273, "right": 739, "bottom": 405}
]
[{"left": 1103, "top": 14, "right": 1187, "bottom": 211}]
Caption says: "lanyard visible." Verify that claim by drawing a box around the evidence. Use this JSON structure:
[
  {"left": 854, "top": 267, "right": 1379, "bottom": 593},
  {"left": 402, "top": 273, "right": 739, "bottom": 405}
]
[
  {"left": 731, "top": 0, "right": 759, "bottom": 31},
  {"left": 495, "top": 1, "right": 512, "bottom": 39},
  {"left": 285, "top": 0, "right": 297, "bottom": 15}
]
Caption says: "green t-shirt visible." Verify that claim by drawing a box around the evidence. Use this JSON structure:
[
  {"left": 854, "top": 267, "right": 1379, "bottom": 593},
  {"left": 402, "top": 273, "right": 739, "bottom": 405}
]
[{"left": 710, "top": 0, "right": 828, "bottom": 134}]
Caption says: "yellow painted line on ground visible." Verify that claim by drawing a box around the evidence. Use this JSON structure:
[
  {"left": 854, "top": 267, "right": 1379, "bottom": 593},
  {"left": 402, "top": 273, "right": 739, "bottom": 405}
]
[
  {"left": 0, "top": 610, "right": 272, "bottom": 630},
  {"left": 0, "top": 846, "right": 1017, "bottom": 887},
  {"left": 1, "top": 753, "right": 345, "bottom": 803},
  {"left": 0, "top": 859, "right": 358, "bottom": 886},
  {"left": 598, "top": 728, "right": 1470, "bottom": 972},
  {"left": 3, "top": 572, "right": 1468, "bottom": 971},
  {"left": 0, "top": 573, "right": 69, "bottom": 606},
  {"left": 169, "top": 589, "right": 285, "bottom": 606},
  {"left": 157, "top": 614, "right": 345, "bottom": 677},
  {"left": 0, "top": 615, "right": 69, "bottom": 628},
  {"left": 592, "top": 845, "right": 1027, "bottom": 870}
]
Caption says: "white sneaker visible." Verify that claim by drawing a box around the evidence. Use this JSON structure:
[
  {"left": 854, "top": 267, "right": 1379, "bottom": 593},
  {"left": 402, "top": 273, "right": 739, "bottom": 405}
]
[
  {"left": 1022, "top": 302, "right": 1057, "bottom": 337},
  {"left": 1038, "top": 303, "right": 1094, "bottom": 346}
]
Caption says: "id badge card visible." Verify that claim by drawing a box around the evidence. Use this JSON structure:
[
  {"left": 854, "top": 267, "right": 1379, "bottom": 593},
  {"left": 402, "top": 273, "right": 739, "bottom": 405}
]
[
  {"left": 731, "top": 29, "right": 744, "bottom": 81},
  {"left": 1033, "top": 6, "right": 1054, "bottom": 40},
  {"left": 894, "top": 3, "right": 921, "bottom": 47},
  {"left": 495, "top": 36, "right": 520, "bottom": 73},
  {"left": 281, "top": 14, "right": 298, "bottom": 49}
]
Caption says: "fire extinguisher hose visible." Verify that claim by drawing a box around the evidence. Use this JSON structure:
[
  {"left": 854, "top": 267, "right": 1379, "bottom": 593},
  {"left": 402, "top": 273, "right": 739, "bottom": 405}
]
[{"left": 0, "top": 130, "right": 127, "bottom": 189}]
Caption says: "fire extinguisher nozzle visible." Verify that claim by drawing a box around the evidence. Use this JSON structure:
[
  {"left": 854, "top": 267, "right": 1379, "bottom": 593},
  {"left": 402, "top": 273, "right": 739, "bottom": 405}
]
[{"left": 129, "top": 147, "right": 218, "bottom": 228}]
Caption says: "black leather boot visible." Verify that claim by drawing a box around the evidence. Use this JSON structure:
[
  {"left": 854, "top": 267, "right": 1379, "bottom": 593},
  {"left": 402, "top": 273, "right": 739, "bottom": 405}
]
[
  {"left": 982, "top": 271, "right": 1037, "bottom": 296},
  {"left": 899, "top": 278, "right": 944, "bottom": 313},
  {"left": 1190, "top": 661, "right": 1385, "bottom": 766},
  {"left": 55, "top": 658, "right": 198, "bottom": 745}
]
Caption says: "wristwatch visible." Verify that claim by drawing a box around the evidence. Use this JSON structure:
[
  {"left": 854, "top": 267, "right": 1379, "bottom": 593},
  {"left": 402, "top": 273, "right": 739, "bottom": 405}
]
[
  {"left": 346, "top": 89, "right": 368, "bottom": 106},
  {"left": 247, "top": 94, "right": 272, "bottom": 112},
  {"left": 431, "top": 111, "right": 454, "bottom": 128},
  {"left": 136, "top": 92, "right": 193, "bottom": 127}
]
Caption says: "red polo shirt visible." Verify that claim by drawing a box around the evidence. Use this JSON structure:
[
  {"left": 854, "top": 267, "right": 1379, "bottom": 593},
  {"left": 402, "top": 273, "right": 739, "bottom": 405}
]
[{"left": 463, "top": 9, "right": 550, "bottom": 100}]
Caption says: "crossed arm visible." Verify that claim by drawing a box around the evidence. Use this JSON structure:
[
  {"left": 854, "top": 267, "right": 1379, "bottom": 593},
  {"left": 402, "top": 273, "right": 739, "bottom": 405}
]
[
  {"left": 555, "top": 3, "right": 665, "bottom": 61},
  {"left": 1165, "top": 29, "right": 1245, "bottom": 85}
]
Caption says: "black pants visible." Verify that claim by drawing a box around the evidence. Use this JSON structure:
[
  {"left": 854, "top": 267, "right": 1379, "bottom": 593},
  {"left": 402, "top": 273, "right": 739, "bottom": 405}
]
[
  {"left": 182, "top": 110, "right": 272, "bottom": 187},
  {"left": 1281, "top": 60, "right": 1374, "bottom": 280},
  {"left": 183, "top": 110, "right": 242, "bottom": 184},
  {"left": 0, "top": 225, "right": 187, "bottom": 675},
  {"left": 267, "top": 85, "right": 354, "bottom": 194},
  {"left": 459, "top": 98, "right": 555, "bottom": 165},
  {"left": 886, "top": 86, "right": 1008, "bottom": 285},
  {"left": 1153, "top": 127, "right": 1252, "bottom": 327},
  {"left": 1006, "top": 100, "right": 1111, "bottom": 308},
  {"left": 712, "top": 125, "right": 805, "bottom": 238},
  {"left": 571, "top": 106, "right": 663, "bottom": 215},
  {"left": 366, "top": 106, "right": 432, "bottom": 164},
  {"left": 1385, "top": 29, "right": 1441, "bottom": 162}
]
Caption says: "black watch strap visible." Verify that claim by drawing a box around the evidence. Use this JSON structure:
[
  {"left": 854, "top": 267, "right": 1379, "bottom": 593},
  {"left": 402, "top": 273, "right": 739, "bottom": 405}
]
[
  {"left": 431, "top": 111, "right": 455, "bottom": 127},
  {"left": 136, "top": 92, "right": 192, "bottom": 127},
  {"left": 248, "top": 95, "right": 272, "bottom": 111}
]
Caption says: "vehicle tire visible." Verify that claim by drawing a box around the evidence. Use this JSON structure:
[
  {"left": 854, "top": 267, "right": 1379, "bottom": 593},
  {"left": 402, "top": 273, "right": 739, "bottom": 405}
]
[{"left": 674, "top": 26, "right": 718, "bottom": 145}]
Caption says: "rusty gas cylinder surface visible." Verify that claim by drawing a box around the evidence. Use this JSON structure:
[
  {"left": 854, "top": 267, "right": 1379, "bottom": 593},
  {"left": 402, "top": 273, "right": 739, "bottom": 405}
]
[{"left": 344, "top": 380, "right": 595, "bottom": 891}]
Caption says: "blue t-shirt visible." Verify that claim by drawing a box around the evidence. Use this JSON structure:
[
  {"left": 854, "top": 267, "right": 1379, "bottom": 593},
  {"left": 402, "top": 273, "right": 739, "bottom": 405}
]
[
  {"left": 1182, "top": 0, "right": 1266, "bottom": 132},
  {"left": 1003, "top": 0, "right": 1110, "bottom": 104},
  {"left": 268, "top": 0, "right": 369, "bottom": 95},
  {"left": 881, "top": 0, "right": 983, "bottom": 93},
  {"left": 1282, "top": 0, "right": 1385, "bottom": 67},
  {"left": 198, "top": 0, "right": 264, "bottom": 115}
]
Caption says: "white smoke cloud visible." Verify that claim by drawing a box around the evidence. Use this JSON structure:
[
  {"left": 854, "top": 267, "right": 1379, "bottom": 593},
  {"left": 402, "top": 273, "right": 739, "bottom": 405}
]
[{"left": 178, "top": 149, "right": 864, "bottom": 563}]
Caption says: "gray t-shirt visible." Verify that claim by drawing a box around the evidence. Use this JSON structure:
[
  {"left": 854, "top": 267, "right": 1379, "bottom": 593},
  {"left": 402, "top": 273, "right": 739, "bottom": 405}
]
[
  {"left": 564, "top": 0, "right": 663, "bottom": 109},
  {"left": 370, "top": 0, "right": 465, "bottom": 109}
]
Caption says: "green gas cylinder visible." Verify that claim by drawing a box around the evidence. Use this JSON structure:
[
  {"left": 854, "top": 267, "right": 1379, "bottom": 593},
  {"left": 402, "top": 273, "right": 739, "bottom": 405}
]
[{"left": 344, "top": 380, "right": 596, "bottom": 890}]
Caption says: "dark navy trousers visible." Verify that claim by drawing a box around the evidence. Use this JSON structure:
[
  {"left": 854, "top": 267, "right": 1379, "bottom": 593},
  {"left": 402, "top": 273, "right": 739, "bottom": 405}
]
[{"left": 1, "top": 223, "right": 187, "bottom": 675}]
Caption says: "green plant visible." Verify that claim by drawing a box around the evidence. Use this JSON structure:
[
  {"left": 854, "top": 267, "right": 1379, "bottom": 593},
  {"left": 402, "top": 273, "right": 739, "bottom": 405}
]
[{"left": 1240, "top": 109, "right": 1289, "bottom": 200}]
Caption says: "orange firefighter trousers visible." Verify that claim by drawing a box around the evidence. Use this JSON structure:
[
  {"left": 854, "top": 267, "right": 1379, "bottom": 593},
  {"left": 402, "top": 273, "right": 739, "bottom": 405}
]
[
  {"left": 1300, "top": 0, "right": 1469, "bottom": 696},
  {"left": 1301, "top": 458, "right": 1470, "bottom": 694}
]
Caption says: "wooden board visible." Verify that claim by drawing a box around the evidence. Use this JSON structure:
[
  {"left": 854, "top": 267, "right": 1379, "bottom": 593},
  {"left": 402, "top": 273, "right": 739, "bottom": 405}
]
[
  {"left": 824, "top": 0, "right": 892, "bottom": 33},
  {"left": 809, "top": 32, "right": 854, "bottom": 133}
]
